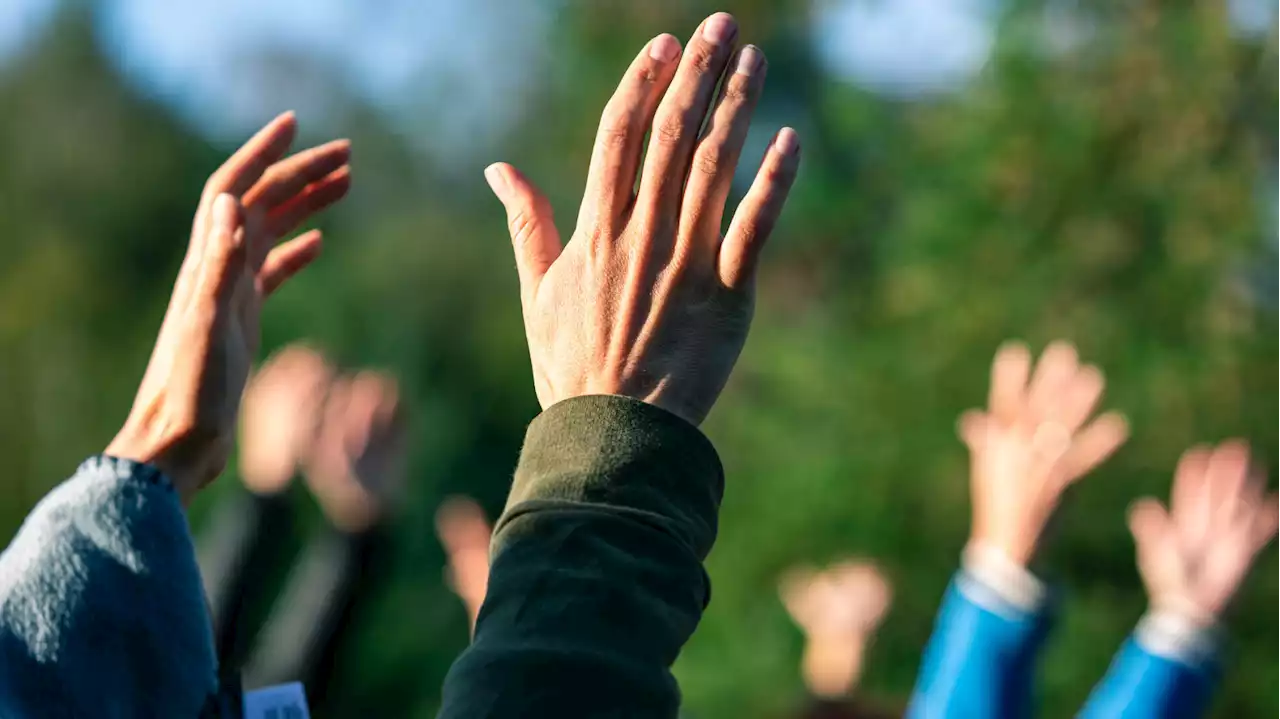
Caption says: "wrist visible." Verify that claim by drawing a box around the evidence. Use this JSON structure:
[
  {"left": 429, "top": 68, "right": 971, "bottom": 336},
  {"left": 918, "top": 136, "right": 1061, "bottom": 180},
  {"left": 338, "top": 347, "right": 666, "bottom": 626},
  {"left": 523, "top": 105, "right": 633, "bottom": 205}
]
[
  {"left": 106, "top": 425, "right": 223, "bottom": 505},
  {"left": 961, "top": 541, "right": 1048, "bottom": 613},
  {"left": 1136, "top": 605, "right": 1220, "bottom": 665},
  {"left": 1148, "top": 594, "right": 1221, "bottom": 627},
  {"left": 966, "top": 530, "right": 1037, "bottom": 568}
]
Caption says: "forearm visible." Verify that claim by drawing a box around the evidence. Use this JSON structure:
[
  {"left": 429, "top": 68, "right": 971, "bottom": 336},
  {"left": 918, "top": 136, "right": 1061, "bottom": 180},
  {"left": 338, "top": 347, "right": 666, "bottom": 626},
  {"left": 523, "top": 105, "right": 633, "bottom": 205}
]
[
  {"left": 438, "top": 395, "right": 724, "bottom": 718},
  {"left": 0, "top": 456, "right": 217, "bottom": 716},
  {"left": 199, "top": 486, "right": 298, "bottom": 672},
  {"left": 1078, "top": 610, "right": 1220, "bottom": 719},
  {"left": 908, "top": 547, "right": 1053, "bottom": 719}
]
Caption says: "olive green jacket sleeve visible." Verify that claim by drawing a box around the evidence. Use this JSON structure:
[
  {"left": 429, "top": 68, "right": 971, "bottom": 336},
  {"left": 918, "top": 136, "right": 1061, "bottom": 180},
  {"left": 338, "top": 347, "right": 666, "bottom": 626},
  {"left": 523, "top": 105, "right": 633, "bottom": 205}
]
[{"left": 438, "top": 395, "right": 724, "bottom": 718}]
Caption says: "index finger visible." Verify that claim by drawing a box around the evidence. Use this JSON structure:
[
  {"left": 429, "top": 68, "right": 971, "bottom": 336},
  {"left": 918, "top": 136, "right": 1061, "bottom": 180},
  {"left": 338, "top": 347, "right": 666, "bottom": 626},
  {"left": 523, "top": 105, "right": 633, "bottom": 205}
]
[
  {"left": 988, "top": 341, "right": 1031, "bottom": 424},
  {"left": 197, "top": 112, "right": 299, "bottom": 222}
]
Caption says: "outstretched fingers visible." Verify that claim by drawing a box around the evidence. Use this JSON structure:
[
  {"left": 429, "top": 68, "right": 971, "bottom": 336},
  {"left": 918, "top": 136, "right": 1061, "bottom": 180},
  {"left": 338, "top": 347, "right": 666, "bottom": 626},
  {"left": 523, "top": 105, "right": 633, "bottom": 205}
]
[
  {"left": 198, "top": 113, "right": 298, "bottom": 227},
  {"left": 264, "top": 166, "right": 352, "bottom": 242},
  {"left": 243, "top": 140, "right": 350, "bottom": 212},
  {"left": 717, "top": 128, "right": 800, "bottom": 290},
  {"left": 636, "top": 13, "right": 740, "bottom": 223},
  {"left": 580, "top": 34, "right": 682, "bottom": 232},
  {"left": 681, "top": 44, "right": 768, "bottom": 253}
]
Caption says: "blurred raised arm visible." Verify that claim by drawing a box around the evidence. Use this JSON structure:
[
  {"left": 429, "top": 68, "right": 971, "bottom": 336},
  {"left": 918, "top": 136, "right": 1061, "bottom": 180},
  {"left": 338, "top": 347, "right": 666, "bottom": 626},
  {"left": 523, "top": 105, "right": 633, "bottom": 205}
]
[
  {"left": 909, "top": 341, "right": 1128, "bottom": 719},
  {"left": 439, "top": 12, "right": 800, "bottom": 718},
  {"left": 0, "top": 113, "right": 349, "bottom": 717},
  {"left": 1080, "top": 441, "right": 1278, "bottom": 719}
]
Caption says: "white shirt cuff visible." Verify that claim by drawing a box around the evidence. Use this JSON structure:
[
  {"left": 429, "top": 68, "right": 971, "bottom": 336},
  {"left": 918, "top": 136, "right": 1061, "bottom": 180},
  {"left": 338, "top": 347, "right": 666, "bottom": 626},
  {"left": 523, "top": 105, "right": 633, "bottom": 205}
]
[
  {"left": 1134, "top": 607, "right": 1219, "bottom": 666},
  {"left": 960, "top": 542, "right": 1048, "bottom": 616}
]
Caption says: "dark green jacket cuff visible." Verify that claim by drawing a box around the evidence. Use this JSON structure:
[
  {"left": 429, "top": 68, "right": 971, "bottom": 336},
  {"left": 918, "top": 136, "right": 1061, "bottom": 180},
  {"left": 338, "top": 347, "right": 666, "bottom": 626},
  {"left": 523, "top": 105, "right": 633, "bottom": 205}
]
[
  {"left": 439, "top": 394, "right": 724, "bottom": 718},
  {"left": 500, "top": 394, "right": 724, "bottom": 561}
]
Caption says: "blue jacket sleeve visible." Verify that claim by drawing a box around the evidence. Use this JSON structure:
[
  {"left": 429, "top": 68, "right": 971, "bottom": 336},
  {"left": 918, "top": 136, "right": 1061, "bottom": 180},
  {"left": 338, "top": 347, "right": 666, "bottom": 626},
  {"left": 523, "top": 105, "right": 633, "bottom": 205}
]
[
  {"left": 1078, "top": 622, "right": 1219, "bottom": 719},
  {"left": 907, "top": 572, "right": 1055, "bottom": 719},
  {"left": 0, "top": 455, "right": 217, "bottom": 717}
]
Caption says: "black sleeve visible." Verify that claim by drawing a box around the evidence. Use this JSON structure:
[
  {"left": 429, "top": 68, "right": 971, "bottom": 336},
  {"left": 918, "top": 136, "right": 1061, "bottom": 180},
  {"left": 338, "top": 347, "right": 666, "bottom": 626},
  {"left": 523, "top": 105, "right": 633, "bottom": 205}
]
[
  {"left": 241, "top": 523, "right": 390, "bottom": 709},
  {"left": 438, "top": 395, "right": 724, "bottom": 718},
  {"left": 197, "top": 488, "right": 298, "bottom": 673}
]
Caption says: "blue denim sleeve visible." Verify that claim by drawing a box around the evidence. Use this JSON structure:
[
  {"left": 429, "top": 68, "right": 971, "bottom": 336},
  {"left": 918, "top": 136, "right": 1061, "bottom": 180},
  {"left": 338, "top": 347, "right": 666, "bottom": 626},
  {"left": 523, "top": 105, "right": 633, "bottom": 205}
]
[
  {"left": 907, "top": 572, "right": 1055, "bottom": 719},
  {"left": 0, "top": 455, "right": 217, "bottom": 717}
]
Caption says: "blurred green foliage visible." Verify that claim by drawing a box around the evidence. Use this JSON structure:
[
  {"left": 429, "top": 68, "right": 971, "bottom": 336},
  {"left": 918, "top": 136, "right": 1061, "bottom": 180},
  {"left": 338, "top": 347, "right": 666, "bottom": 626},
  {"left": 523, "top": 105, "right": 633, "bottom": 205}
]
[{"left": 0, "top": 2, "right": 1274, "bottom": 717}]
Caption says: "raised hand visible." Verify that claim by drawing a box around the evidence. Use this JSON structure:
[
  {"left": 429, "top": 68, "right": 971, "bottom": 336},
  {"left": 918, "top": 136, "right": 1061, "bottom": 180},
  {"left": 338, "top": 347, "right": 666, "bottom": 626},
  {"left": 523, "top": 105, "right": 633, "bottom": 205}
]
[
  {"left": 436, "top": 497, "right": 493, "bottom": 630},
  {"left": 107, "top": 113, "right": 351, "bottom": 503},
  {"left": 304, "top": 371, "right": 407, "bottom": 533},
  {"left": 238, "top": 345, "right": 335, "bottom": 495},
  {"left": 1128, "top": 441, "right": 1279, "bottom": 619},
  {"left": 960, "top": 341, "right": 1130, "bottom": 565},
  {"left": 484, "top": 12, "right": 801, "bottom": 425},
  {"left": 780, "top": 560, "right": 893, "bottom": 698}
]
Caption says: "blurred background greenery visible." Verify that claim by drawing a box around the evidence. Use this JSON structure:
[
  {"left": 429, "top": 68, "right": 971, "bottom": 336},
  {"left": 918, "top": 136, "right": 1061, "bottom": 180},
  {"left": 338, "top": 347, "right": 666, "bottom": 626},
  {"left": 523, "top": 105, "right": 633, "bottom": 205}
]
[{"left": 0, "top": 0, "right": 1275, "bottom": 716}]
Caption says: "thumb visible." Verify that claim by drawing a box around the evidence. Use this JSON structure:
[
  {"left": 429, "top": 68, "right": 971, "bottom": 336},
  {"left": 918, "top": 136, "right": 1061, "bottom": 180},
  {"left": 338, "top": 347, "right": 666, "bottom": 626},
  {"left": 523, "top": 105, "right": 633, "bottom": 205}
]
[
  {"left": 1128, "top": 497, "right": 1171, "bottom": 550},
  {"left": 202, "top": 193, "right": 249, "bottom": 303},
  {"left": 485, "top": 163, "right": 562, "bottom": 296},
  {"left": 956, "top": 409, "right": 988, "bottom": 450}
]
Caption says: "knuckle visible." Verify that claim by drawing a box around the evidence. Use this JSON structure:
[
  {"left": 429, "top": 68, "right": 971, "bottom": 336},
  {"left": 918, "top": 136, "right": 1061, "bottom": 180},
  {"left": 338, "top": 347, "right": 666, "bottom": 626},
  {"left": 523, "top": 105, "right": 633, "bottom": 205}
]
[
  {"left": 635, "top": 63, "right": 660, "bottom": 85},
  {"left": 508, "top": 208, "right": 540, "bottom": 244},
  {"left": 597, "top": 114, "right": 633, "bottom": 151},
  {"left": 654, "top": 115, "right": 686, "bottom": 147},
  {"left": 721, "top": 76, "right": 752, "bottom": 104},
  {"left": 688, "top": 46, "right": 716, "bottom": 74},
  {"left": 692, "top": 144, "right": 725, "bottom": 177},
  {"left": 735, "top": 218, "right": 761, "bottom": 244}
]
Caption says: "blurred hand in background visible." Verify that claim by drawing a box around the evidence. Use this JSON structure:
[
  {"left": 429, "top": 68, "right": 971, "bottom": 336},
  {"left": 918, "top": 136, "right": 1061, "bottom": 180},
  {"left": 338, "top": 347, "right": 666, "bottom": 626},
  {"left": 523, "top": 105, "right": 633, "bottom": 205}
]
[
  {"left": 780, "top": 560, "right": 893, "bottom": 699},
  {"left": 484, "top": 12, "right": 801, "bottom": 425},
  {"left": 435, "top": 497, "right": 493, "bottom": 632},
  {"left": 107, "top": 113, "right": 352, "bottom": 503},
  {"left": 960, "top": 341, "right": 1130, "bottom": 566},
  {"left": 1129, "top": 441, "right": 1279, "bottom": 622},
  {"left": 238, "top": 344, "right": 335, "bottom": 495},
  {"left": 304, "top": 371, "right": 407, "bottom": 533}
]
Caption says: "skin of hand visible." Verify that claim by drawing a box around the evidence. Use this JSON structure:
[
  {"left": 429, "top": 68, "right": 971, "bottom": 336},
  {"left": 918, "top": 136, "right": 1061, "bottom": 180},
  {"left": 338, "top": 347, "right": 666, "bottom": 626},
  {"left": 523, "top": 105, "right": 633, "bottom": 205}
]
[
  {"left": 779, "top": 561, "right": 893, "bottom": 698},
  {"left": 303, "top": 371, "right": 407, "bottom": 533},
  {"left": 483, "top": 12, "right": 801, "bottom": 426},
  {"left": 237, "top": 345, "right": 335, "bottom": 495},
  {"left": 435, "top": 496, "right": 493, "bottom": 631},
  {"left": 959, "top": 341, "right": 1130, "bottom": 566},
  {"left": 106, "top": 113, "right": 351, "bottom": 504},
  {"left": 1128, "top": 441, "right": 1279, "bottom": 620}
]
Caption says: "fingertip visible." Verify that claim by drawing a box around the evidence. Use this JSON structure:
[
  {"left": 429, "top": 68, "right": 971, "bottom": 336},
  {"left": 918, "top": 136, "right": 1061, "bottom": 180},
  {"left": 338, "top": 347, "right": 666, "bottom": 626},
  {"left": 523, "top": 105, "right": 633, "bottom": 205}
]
[
  {"left": 700, "top": 11, "right": 738, "bottom": 44},
  {"left": 1100, "top": 410, "right": 1130, "bottom": 437},
  {"left": 995, "top": 339, "right": 1031, "bottom": 363},
  {"left": 484, "top": 163, "right": 511, "bottom": 202},
  {"left": 320, "top": 138, "right": 353, "bottom": 160},
  {"left": 773, "top": 127, "right": 800, "bottom": 157},
  {"left": 648, "top": 33, "right": 682, "bottom": 63},
  {"left": 1127, "top": 497, "right": 1165, "bottom": 531}
]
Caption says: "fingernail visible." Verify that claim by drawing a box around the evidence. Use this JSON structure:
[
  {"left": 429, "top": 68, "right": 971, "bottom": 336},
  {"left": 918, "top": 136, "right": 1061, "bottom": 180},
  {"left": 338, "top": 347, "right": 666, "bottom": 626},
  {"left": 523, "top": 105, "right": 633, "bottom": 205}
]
[
  {"left": 735, "top": 45, "right": 763, "bottom": 75},
  {"left": 649, "top": 34, "right": 681, "bottom": 63},
  {"left": 702, "top": 12, "right": 737, "bottom": 44},
  {"left": 774, "top": 127, "right": 799, "bottom": 155},
  {"left": 484, "top": 164, "right": 509, "bottom": 200}
]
